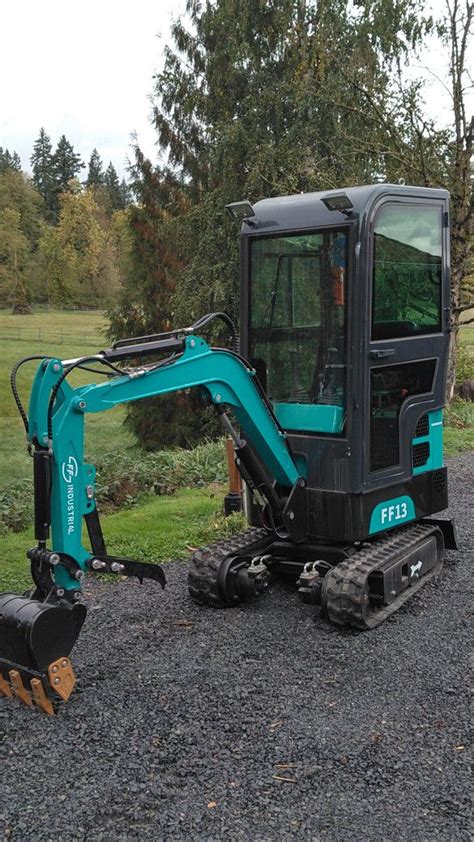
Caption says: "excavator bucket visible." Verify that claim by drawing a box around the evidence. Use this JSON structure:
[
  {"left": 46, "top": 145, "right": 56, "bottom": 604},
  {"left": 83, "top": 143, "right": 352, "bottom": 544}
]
[{"left": 0, "top": 594, "right": 87, "bottom": 714}]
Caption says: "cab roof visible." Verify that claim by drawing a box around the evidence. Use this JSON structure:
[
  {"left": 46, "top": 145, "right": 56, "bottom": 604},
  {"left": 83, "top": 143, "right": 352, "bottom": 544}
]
[{"left": 244, "top": 183, "right": 449, "bottom": 234}]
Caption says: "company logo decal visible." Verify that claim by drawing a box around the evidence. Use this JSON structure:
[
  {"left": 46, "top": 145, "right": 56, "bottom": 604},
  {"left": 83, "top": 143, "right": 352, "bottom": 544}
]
[
  {"left": 62, "top": 455, "right": 78, "bottom": 484},
  {"left": 61, "top": 456, "right": 78, "bottom": 534}
]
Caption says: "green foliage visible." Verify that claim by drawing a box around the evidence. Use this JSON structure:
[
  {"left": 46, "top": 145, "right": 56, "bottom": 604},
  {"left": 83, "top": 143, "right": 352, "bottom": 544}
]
[
  {"left": 455, "top": 335, "right": 474, "bottom": 384},
  {"left": 0, "top": 208, "right": 31, "bottom": 312},
  {"left": 0, "top": 138, "right": 131, "bottom": 312},
  {"left": 0, "top": 147, "right": 22, "bottom": 173},
  {"left": 30, "top": 128, "right": 55, "bottom": 217},
  {"left": 104, "top": 162, "right": 126, "bottom": 212},
  {"left": 86, "top": 148, "right": 104, "bottom": 188},
  {"left": 208, "top": 509, "right": 247, "bottom": 538},
  {"left": 108, "top": 153, "right": 201, "bottom": 446},
  {"left": 0, "top": 170, "right": 44, "bottom": 247},
  {"left": 444, "top": 399, "right": 474, "bottom": 455},
  {"left": 0, "top": 481, "right": 32, "bottom": 535},
  {"left": 0, "top": 171, "right": 46, "bottom": 311},
  {"left": 37, "top": 184, "right": 123, "bottom": 308},
  {"left": 0, "top": 309, "right": 132, "bottom": 492},
  {"left": 114, "top": 0, "right": 441, "bottom": 448},
  {"left": 51, "top": 134, "right": 85, "bottom": 219},
  {"left": 94, "top": 438, "right": 227, "bottom": 507},
  {"left": 0, "top": 487, "right": 228, "bottom": 593},
  {"left": 0, "top": 438, "right": 228, "bottom": 535},
  {"left": 119, "top": 178, "right": 131, "bottom": 208},
  {"left": 445, "top": 398, "right": 473, "bottom": 429},
  {"left": 52, "top": 135, "right": 84, "bottom": 189}
]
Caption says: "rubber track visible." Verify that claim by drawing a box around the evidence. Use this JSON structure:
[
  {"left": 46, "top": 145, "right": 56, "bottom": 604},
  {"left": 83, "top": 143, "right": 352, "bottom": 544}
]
[
  {"left": 324, "top": 522, "right": 444, "bottom": 630},
  {"left": 188, "top": 527, "right": 272, "bottom": 607}
]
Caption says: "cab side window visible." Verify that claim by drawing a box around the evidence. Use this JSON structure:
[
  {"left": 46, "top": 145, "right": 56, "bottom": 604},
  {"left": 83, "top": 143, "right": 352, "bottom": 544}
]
[{"left": 372, "top": 205, "right": 442, "bottom": 341}]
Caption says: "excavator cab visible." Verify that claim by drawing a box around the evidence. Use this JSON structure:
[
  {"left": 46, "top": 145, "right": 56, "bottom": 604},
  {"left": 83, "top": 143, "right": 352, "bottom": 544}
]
[
  {"left": 240, "top": 184, "right": 452, "bottom": 541},
  {"left": 0, "top": 184, "right": 456, "bottom": 713}
]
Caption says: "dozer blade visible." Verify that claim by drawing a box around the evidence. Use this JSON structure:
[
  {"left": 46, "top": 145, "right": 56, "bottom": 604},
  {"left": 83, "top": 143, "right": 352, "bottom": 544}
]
[{"left": 0, "top": 593, "right": 86, "bottom": 714}]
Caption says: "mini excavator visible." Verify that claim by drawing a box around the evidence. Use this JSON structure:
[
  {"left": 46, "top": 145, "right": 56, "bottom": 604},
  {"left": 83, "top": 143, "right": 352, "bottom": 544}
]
[{"left": 0, "top": 184, "right": 456, "bottom": 713}]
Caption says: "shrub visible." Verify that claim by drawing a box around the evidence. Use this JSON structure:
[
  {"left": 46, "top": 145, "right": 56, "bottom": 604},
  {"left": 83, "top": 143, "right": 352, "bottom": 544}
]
[
  {"left": 0, "top": 439, "right": 229, "bottom": 534},
  {"left": 93, "top": 438, "right": 227, "bottom": 508},
  {"left": 456, "top": 337, "right": 474, "bottom": 384}
]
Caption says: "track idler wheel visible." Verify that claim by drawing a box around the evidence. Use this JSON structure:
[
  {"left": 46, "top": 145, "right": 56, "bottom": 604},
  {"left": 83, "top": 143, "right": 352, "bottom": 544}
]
[
  {"left": 188, "top": 528, "right": 275, "bottom": 607},
  {"left": 218, "top": 555, "right": 272, "bottom": 604},
  {"left": 0, "top": 593, "right": 86, "bottom": 714}
]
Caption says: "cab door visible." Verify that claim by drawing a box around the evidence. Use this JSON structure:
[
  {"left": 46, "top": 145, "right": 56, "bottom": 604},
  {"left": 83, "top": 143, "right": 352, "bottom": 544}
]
[{"left": 366, "top": 196, "right": 449, "bottom": 488}]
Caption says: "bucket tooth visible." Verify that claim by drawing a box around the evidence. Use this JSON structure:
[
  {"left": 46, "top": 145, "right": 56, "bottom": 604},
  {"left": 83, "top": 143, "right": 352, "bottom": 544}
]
[
  {"left": 0, "top": 673, "right": 13, "bottom": 699},
  {"left": 48, "top": 657, "right": 76, "bottom": 702},
  {"left": 9, "top": 670, "right": 34, "bottom": 708},
  {"left": 30, "top": 678, "right": 55, "bottom": 715}
]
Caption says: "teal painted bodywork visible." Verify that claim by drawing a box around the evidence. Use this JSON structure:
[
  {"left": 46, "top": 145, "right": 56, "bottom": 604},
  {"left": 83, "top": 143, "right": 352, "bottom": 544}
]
[
  {"left": 369, "top": 495, "right": 416, "bottom": 535},
  {"left": 27, "top": 337, "right": 303, "bottom": 590},
  {"left": 273, "top": 402, "right": 344, "bottom": 434},
  {"left": 412, "top": 408, "right": 443, "bottom": 475}
]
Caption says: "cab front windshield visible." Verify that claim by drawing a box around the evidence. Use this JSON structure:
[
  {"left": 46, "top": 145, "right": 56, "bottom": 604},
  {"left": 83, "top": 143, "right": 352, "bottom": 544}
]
[{"left": 249, "top": 228, "right": 347, "bottom": 425}]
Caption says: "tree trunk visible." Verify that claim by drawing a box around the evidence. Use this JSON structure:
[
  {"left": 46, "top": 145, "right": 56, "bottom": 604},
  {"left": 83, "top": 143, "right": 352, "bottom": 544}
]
[
  {"left": 444, "top": 0, "right": 473, "bottom": 402},
  {"left": 446, "top": 322, "right": 459, "bottom": 403}
]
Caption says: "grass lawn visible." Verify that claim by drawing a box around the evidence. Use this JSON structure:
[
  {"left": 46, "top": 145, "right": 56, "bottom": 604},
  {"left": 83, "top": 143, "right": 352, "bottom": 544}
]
[
  {"left": 0, "top": 487, "right": 229, "bottom": 592},
  {"left": 0, "top": 310, "right": 238, "bottom": 594},
  {"left": 0, "top": 309, "right": 136, "bottom": 488}
]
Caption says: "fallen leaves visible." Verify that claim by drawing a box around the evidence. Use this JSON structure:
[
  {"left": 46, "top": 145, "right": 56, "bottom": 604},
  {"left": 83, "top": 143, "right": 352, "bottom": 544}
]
[{"left": 273, "top": 762, "right": 297, "bottom": 783}]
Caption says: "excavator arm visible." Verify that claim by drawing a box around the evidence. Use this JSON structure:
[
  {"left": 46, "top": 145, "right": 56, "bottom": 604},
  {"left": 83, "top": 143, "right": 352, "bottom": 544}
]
[
  {"left": 0, "top": 327, "right": 303, "bottom": 712},
  {"left": 29, "top": 333, "right": 302, "bottom": 592}
]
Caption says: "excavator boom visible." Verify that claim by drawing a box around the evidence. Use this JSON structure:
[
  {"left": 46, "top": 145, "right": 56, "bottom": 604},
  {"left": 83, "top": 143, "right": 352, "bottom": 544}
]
[{"left": 0, "top": 327, "right": 302, "bottom": 712}]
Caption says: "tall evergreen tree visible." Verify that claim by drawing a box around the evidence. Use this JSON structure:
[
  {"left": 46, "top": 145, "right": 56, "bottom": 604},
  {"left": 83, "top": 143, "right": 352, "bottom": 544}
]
[
  {"left": 51, "top": 135, "right": 84, "bottom": 220},
  {"left": 112, "top": 0, "right": 458, "bottom": 448},
  {"left": 104, "top": 162, "right": 123, "bottom": 210},
  {"left": 86, "top": 148, "right": 104, "bottom": 188},
  {"left": 0, "top": 148, "right": 22, "bottom": 173},
  {"left": 119, "top": 178, "right": 131, "bottom": 208},
  {"left": 147, "top": 0, "right": 435, "bottom": 328},
  {"left": 52, "top": 135, "right": 84, "bottom": 188},
  {"left": 30, "top": 128, "right": 55, "bottom": 216},
  {"left": 110, "top": 148, "right": 194, "bottom": 447}
]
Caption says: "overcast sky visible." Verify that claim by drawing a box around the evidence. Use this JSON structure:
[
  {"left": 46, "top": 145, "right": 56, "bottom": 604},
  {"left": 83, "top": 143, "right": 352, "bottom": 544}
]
[
  {"left": 0, "top": 0, "right": 471, "bottom": 181},
  {"left": 0, "top": 0, "right": 186, "bottom": 178}
]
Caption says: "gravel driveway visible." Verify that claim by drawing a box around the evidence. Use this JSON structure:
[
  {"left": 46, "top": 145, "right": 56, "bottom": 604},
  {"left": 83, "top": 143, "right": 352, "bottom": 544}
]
[{"left": 1, "top": 453, "right": 472, "bottom": 841}]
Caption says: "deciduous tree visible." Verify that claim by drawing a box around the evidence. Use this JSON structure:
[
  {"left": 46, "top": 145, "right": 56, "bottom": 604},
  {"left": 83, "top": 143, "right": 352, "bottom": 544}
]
[
  {"left": 38, "top": 184, "right": 120, "bottom": 308},
  {"left": 0, "top": 208, "right": 32, "bottom": 313}
]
